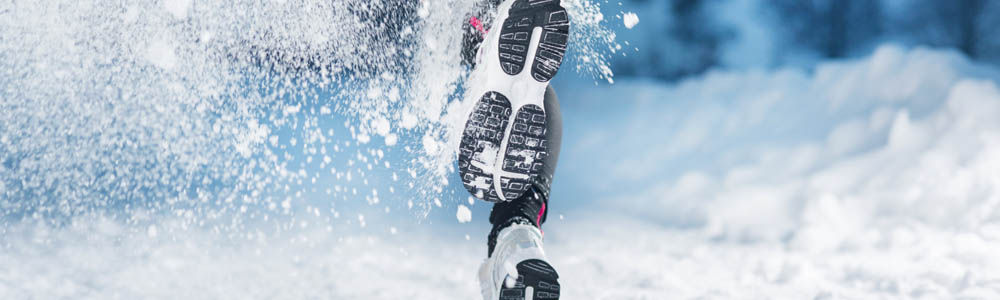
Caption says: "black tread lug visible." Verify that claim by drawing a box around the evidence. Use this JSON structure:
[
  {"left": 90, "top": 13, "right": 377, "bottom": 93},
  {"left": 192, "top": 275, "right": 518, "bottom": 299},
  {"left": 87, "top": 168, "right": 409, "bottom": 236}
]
[
  {"left": 459, "top": 92, "right": 513, "bottom": 203},
  {"left": 497, "top": 0, "right": 570, "bottom": 82},
  {"left": 499, "top": 259, "right": 561, "bottom": 300}
]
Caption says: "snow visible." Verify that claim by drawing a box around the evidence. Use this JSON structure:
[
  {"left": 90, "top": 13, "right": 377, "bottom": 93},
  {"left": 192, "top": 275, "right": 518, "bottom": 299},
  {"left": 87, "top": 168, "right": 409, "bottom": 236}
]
[
  {"left": 1, "top": 220, "right": 482, "bottom": 299},
  {"left": 5, "top": 210, "right": 999, "bottom": 299},
  {"left": 456, "top": 205, "right": 472, "bottom": 223},
  {"left": 549, "top": 45, "right": 1000, "bottom": 297},
  {"left": 163, "top": 0, "right": 192, "bottom": 19},
  {"left": 0, "top": 46, "right": 997, "bottom": 299},
  {"left": 557, "top": 45, "right": 1000, "bottom": 242},
  {"left": 4, "top": 0, "right": 1000, "bottom": 297},
  {"left": 475, "top": 144, "right": 500, "bottom": 170},
  {"left": 384, "top": 133, "right": 399, "bottom": 146},
  {"left": 547, "top": 215, "right": 1000, "bottom": 298},
  {"left": 146, "top": 39, "right": 178, "bottom": 70},
  {"left": 0, "top": 0, "right": 615, "bottom": 216},
  {"left": 622, "top": 12, "right": 639, "bottom": 29},
  {"left": 422, "top": 134, "right": 440, "bottom": 154}
]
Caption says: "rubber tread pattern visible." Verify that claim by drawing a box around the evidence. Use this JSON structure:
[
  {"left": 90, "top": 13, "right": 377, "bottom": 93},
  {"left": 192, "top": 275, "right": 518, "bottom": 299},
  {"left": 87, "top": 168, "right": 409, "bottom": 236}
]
[
  {"left": 498, "top": 0, "right": 570, "bottom": 82},
  {"left": 500, "top": 104, "right": 547, "bottom": 200},
  {"left": 460, "top": 92, "right": 513, "bottom": 202},
  {"left": 499, "top": 259, "right": 560, "bottom": 300},
  {"left": 459, "top": 93, "right": 549, "bottom": 203}
]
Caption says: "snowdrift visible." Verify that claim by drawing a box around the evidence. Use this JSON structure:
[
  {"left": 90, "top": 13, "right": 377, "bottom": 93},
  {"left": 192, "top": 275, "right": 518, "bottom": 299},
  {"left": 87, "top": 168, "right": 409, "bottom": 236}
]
[{"left": 550, "top": 44, "right": 1000, "bottom": 298}]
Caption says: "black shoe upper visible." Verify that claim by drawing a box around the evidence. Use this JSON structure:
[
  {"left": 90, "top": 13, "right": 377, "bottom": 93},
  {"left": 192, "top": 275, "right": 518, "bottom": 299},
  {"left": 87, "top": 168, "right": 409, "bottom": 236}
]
[{"left": 488, "top": 183, "right": 549, "bottom": 257}]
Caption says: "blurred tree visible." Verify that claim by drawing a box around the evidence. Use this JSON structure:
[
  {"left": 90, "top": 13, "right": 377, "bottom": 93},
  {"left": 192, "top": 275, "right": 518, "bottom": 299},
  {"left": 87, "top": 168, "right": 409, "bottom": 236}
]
[
  {"left": 768, "top": 0, "right": 883, "bottom": 58},
  {"left": 893, "top": 0, "right": 1000, "bottom": 60},
  {"left": 612, "top": 0, "right": 732, "bottom": 81},
  {"left": 601, "top": 0, "right": 1000, "bottom": 81},
  {"left": 668, "top": 0, "right": 732, "bottom": 78}
]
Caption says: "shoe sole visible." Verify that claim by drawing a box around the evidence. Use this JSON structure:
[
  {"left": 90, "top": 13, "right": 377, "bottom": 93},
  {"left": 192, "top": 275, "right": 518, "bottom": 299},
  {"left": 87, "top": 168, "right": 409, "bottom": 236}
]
[
  {"left": 459, "top": 0, "right": 569, "bottom": 202},
  {"left": 500, "top": 259, "right": 561, "bottom": 300}
]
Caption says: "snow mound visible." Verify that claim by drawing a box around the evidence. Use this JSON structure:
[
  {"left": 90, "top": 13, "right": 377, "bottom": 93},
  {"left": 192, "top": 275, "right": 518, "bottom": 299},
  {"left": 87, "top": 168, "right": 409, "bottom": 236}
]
[
  {"left": 547, "top": 45, "right": 1000, "bottom": 297},
  {"left": 562, "top": 45, "right": 1000, "bottom": 240}
]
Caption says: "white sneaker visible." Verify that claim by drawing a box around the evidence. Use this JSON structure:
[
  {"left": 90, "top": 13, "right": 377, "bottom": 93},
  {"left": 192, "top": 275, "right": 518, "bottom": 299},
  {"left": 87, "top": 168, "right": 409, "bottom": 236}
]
[
  {"left": 459, "top": 0, "right": 570, "bottom": 203},
  {"left": 478, "top": 224, "right": 561, "bottom": 300}
]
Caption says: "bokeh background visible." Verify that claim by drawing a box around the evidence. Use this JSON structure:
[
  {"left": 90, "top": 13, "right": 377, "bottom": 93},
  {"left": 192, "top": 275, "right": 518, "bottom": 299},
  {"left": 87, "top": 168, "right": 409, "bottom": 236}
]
[
  {"left": 543, "top": 0, "right": 1000, "bottom": 297},
  {"left": 552, "top": 0, "right": 1000, "bottom": 231},
  {"left": 3, "top": 0, "right": 1000, "bottom": 299}
]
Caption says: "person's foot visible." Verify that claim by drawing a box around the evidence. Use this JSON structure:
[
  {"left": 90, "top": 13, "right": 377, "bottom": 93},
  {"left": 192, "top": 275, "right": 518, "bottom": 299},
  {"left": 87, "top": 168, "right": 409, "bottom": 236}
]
[
  {"left": 478, "top": 184, "right": 559, "bottom": 300},
  {"left": 478, "top": 223, "right": 560, "bottom": 300},
  {"left": 459, "top": 0, "right": 570, "bottom": 203}
]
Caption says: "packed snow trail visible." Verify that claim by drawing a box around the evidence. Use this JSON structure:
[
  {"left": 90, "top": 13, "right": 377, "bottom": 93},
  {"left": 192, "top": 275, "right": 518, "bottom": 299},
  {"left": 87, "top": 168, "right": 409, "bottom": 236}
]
[{"left": 3, "top": 208, "right": 999, "bottom": 299}]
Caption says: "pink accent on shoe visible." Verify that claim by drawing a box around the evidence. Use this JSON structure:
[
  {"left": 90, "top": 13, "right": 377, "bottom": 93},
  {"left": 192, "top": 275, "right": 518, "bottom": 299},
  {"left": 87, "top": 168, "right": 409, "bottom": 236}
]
[
  {"left": 470, "top": 16, "right": 488, "bottom": 36},
  {"left": 537, "top": 201, "right": 546, "bottom": 235}
]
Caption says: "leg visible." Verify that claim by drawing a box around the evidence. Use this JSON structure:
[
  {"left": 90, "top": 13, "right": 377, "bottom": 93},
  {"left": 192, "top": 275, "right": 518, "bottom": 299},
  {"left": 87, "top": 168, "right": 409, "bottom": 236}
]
[
  {"left": 536, "top": 85, "right": 562, "bottom": 200},
  {"left": 458, "top": 0, "right": 569, "bottom": 203},
  {"left": 488, "top": 85, "right": 560, "bottom": 256},
  {"left": 463, "top": 1, "right": 568, "bottom": 299}
]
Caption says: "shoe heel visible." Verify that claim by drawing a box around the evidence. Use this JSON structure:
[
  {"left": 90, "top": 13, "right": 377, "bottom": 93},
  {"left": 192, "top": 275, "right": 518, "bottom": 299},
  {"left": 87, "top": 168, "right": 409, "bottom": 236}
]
[{"left": 459, "top": 92, "right": 549, "bottom": 202}]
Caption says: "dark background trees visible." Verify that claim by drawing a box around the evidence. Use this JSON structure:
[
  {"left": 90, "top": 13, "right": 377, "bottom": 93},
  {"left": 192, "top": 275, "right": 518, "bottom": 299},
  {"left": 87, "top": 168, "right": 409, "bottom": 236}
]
[{"left": 611, "top": 0, "right": 1000, "bottom": 81}]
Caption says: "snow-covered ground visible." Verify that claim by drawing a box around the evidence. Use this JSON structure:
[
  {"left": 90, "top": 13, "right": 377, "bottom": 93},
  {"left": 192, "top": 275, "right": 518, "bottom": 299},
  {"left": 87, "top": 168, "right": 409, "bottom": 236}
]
[
  {"left": 3, "top": 211, "right": 999, "bottom": 299},
  {"left": 4, "top": 46, "right": 1000, "bottom": 299}
]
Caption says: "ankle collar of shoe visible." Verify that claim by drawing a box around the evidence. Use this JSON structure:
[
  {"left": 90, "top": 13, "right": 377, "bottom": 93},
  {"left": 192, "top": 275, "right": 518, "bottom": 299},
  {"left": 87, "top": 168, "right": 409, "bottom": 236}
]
[
  {"left": 488, "top": 185, "right": 548, "bottom": 227},
  {"left": 488, "top": 216, "right": 533, "bottom": 257}
]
